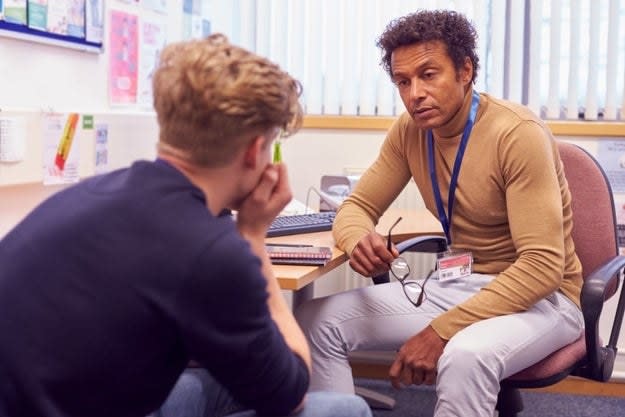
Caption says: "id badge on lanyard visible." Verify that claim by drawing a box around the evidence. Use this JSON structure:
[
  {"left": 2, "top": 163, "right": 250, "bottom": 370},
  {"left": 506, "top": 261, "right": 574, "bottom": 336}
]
[
  {"left": 437, "top": 250, "right": 473, "bottom": 281},
  {"left": 428, "top": 90, "right": 480, "bottom": 280}
]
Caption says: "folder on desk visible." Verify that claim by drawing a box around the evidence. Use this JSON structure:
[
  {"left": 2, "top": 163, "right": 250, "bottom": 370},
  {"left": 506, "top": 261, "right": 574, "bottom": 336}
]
[{"left": 266, "top": 245, "right": 332, "bottom": 266}]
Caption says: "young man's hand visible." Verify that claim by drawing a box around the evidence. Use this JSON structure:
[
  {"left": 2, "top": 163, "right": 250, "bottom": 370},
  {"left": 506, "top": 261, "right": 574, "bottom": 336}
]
[{"left": 237, "top": 163, "right": 292, "bottom": 240}]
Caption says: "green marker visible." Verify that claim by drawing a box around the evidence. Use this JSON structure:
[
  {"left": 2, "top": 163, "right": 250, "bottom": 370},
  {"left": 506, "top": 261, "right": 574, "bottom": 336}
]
[{"left": 273, "top": 140, "right": 282, "bottom": 163}]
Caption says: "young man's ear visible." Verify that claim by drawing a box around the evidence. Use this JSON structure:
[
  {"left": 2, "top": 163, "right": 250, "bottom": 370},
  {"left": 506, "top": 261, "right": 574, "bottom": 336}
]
[{"left": 242, "top": 135, "right": 267, "bottom": 168}]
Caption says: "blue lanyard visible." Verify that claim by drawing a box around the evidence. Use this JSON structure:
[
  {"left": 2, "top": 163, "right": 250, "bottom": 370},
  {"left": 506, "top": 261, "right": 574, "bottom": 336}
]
[{"left": 427, "top": 90, "right": 480, "bottom": 245}]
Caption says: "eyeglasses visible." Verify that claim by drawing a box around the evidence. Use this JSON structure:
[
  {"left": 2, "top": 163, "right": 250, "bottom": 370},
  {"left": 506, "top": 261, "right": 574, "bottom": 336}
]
[{"left": 387, "top": 217, "right": 433, "bottom": 308}]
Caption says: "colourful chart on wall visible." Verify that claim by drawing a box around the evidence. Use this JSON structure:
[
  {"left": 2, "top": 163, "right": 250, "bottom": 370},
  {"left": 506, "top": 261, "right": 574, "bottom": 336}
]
[
  {"left": 42, "top": 112, "right": 81, "bottom": 185},
  {"left": 108, "top": 10, "right": 139, "bottom": 105}
]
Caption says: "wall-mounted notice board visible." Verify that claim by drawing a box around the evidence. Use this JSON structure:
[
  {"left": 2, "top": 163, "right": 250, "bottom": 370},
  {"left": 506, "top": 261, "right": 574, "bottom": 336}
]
[{"left": 0, "top": 0, "right": 104, "bottom": 53}]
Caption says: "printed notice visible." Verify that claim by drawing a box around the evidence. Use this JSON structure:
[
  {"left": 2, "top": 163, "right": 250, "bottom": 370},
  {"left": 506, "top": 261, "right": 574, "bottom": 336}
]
[
  {"left": 94, "top": 123, "right": 109, "bottom": 174},
  {"left": 597, "top": 140, "right": 625, "bottom": 193},
  {"left": 0, "top": 116, "right": 26, "bottom": 162},
  {"left": 137, "top": 19, "right": 166, "bottom": 108}
]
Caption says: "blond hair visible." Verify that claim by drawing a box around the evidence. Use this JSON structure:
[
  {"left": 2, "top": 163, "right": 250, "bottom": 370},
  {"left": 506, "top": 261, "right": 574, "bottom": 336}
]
[{"left": 153, "top": 34, "right": 303, "bottom": 166}]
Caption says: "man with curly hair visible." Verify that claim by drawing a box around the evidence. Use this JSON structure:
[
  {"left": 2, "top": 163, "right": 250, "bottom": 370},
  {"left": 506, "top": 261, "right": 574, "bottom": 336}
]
[
  {"left": 0, "top": 35, "right": 371, "bottom": 417},
  {"left": 296, "top": 10, "right": 583, "bottom": 416}
]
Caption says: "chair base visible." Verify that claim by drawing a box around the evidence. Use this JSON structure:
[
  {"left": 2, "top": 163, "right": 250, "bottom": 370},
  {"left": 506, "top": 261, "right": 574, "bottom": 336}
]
[
  {"left": 354, "top": 385, "right": 396, "bottom": 410},
  {"left": 495, "top": 387, "right": 523, "bottom": 417}
]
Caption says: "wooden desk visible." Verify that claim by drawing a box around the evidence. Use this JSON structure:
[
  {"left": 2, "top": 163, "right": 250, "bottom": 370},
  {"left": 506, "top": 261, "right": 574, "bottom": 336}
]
[{"left": 267, "top": 208, "right": 442, "bottom": 307}]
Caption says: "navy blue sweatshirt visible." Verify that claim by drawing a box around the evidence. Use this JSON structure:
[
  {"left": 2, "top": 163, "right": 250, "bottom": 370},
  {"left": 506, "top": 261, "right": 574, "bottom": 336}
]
[{"left": 0, "top": 160, "right": 308, "bottom": 417}]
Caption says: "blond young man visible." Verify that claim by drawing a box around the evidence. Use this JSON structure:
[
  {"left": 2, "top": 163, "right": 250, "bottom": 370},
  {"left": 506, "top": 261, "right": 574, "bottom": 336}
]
[{"left": 0, "top": 34, "right": 370, "bottom": 417}]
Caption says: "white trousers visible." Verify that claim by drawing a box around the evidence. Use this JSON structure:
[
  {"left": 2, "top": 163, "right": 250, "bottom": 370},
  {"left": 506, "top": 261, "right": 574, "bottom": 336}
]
[{"left": 295, "top": 273, "right": 583, "bottom": 417}]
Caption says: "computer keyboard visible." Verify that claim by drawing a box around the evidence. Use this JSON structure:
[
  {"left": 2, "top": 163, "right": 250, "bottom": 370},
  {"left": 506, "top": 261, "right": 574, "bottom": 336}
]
[{"left": 267, "top": 211, "right": 336, "bottom": 237}]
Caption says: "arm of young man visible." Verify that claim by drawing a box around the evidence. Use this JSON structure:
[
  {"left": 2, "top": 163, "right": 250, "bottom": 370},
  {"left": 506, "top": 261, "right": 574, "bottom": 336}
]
[{"left": 236, "top": 163, "right": 312, "bottom": 411}]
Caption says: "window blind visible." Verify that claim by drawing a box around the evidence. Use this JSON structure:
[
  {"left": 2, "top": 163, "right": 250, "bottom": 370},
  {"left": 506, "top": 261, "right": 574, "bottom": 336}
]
[{"left": 207, "top": 0, "right": 623, "bottom": 121}]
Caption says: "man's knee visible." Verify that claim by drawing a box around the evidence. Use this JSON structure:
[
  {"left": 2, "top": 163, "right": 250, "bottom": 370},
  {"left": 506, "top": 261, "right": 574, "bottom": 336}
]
[
  {"left": 305, "top": 392, "right": 372, "bottom": 417},
  {"left": 438, "top": 337, "right": 501, "bottom": 383},
  {"left": 295, "top": 298, "right": 344, "bottom": 353}
]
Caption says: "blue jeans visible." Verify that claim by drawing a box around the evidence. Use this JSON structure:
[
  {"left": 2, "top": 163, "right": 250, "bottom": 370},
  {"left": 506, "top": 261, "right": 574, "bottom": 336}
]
[{"left": 149, "top": 368, "right": 372, "bottom": 417}]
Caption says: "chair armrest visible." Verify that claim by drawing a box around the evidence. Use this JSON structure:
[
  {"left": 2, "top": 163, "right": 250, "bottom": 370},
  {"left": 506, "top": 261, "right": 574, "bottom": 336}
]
[
  {"left": 372, "top": 236, "right": 447, "bottom": 285},
  {"left": 395, "top": 235, "right": 448, "bottom": 254},
  {"left": 577, "top": 255, "right": 625, "bottom": 381}
]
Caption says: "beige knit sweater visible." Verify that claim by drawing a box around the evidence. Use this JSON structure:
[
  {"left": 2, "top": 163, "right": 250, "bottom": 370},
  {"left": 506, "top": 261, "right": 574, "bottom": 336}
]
[{"left": 333, "top": 88, "right": 582, "bottom": 340}]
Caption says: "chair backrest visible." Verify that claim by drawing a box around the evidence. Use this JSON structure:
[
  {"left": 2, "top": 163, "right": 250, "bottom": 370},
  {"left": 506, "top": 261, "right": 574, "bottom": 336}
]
[{"left": 557, "top": 142, "right": 619, "bottom": 291}]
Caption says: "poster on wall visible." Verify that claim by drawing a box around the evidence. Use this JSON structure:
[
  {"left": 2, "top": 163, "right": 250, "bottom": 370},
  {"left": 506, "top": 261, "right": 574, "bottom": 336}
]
[
  {"left": 66, "top": 0, "right": 85, "bottom": 38},
  {"left": 3, "top": 0, "right": 27, "bottom": 24},
  {"left": 47, "top": 0, "right": 70, "bottom": 35},
  {"left": 42, "top": 112, "right": 81, "bottom": 185},
  {"left": 85, "top": 0, "right": 104, "bottom": 43},
  {"left": 26, "top": 0, "right": 47, "bottom": 31},
  {"left": 108, "top": 10, "right": 139, "bottom": 105},
  {"left": 137, "top": 19, "right": 166, "bottom": 108}
]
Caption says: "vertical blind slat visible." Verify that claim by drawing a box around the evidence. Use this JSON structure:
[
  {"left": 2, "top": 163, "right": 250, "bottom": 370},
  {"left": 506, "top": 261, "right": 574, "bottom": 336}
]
[
  {"left": 507, "top": 0, "right": 526, "bottom": 103},
  {"left": 489, "top": 0, "right": 506, "bottom": 99},
  {"left": 584, "top": 0, "right": 600, "bottom": 120},
  {"left": 527, "top": 0, "right": 543, "bottom": 115},
  {"left": 303, "top": 0, "right": 323, "bottom": 114},
  {"left": 340, "top": 0, "right": 360, "bottom": 115},
  {"left": 472, "top": 0, "right": 488, "bottom": 93},
  {"left": 546, "top": 0, "right": 562, "bottom": 118},
  {"left": 287, "top": 0, "right": 306, "bottom": 97},
  {"left": 322, "top": 0, "right": 341, "bottom": 114},
  {"left": 376, "top": 1, "right": 400, "bottom": 116},
  {"left": 269, "top": 0, "right": 288, "bottom": 71},
  {"left": 254, "top": 0, "right": 271, "bottom": 58},
  {"left": 238, "top": 0, "right": 256, "bottom": 52},
  {"left": 604, "top": 0, "right": 620, "bottom": 120},
  {"left": 358, "top": 4, "right": 378, "bottom": 116},
  {"left": 566, "top": 0, "right": 581, "bottom": 119}
]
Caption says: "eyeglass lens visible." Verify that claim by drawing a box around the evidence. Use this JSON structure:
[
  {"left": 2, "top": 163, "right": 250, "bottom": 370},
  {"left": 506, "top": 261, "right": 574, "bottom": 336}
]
[
  {"left": 390, "top": 258, "right": 410, "bottom": 280},
  {"left": 402, "top": 281, "right": 425, "bottom": 305},
  {"left": 386, "top": 216, "right": 428, "bottom": 307}
]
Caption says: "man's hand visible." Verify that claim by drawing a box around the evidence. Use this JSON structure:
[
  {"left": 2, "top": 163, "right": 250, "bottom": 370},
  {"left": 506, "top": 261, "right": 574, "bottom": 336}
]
[
  {"left": 349, "top": 231, "right": 398, "bottom": 277},
  {"left": 389, "top": 326, "right": 447, "bottom": 388},
  {"left": 237, "top": 163, "right": 292, "bottom": 239}
]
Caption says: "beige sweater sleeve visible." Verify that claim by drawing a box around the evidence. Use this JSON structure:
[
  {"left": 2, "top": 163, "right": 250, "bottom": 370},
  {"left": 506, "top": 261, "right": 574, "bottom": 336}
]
[{"left": 333, "top": 117, "right": 414, "bottom": 255}]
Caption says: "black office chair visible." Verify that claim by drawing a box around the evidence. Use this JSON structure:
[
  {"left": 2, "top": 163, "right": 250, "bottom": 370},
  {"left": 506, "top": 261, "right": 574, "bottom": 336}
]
[{"left": 353, "top": 142, "right": 625, "bottom": 416}]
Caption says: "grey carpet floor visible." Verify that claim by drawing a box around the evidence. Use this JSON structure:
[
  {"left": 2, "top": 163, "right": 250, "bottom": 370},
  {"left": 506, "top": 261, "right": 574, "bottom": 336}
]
[{"left": 354, "top": 378, "right": 625, "bottom": 417}]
